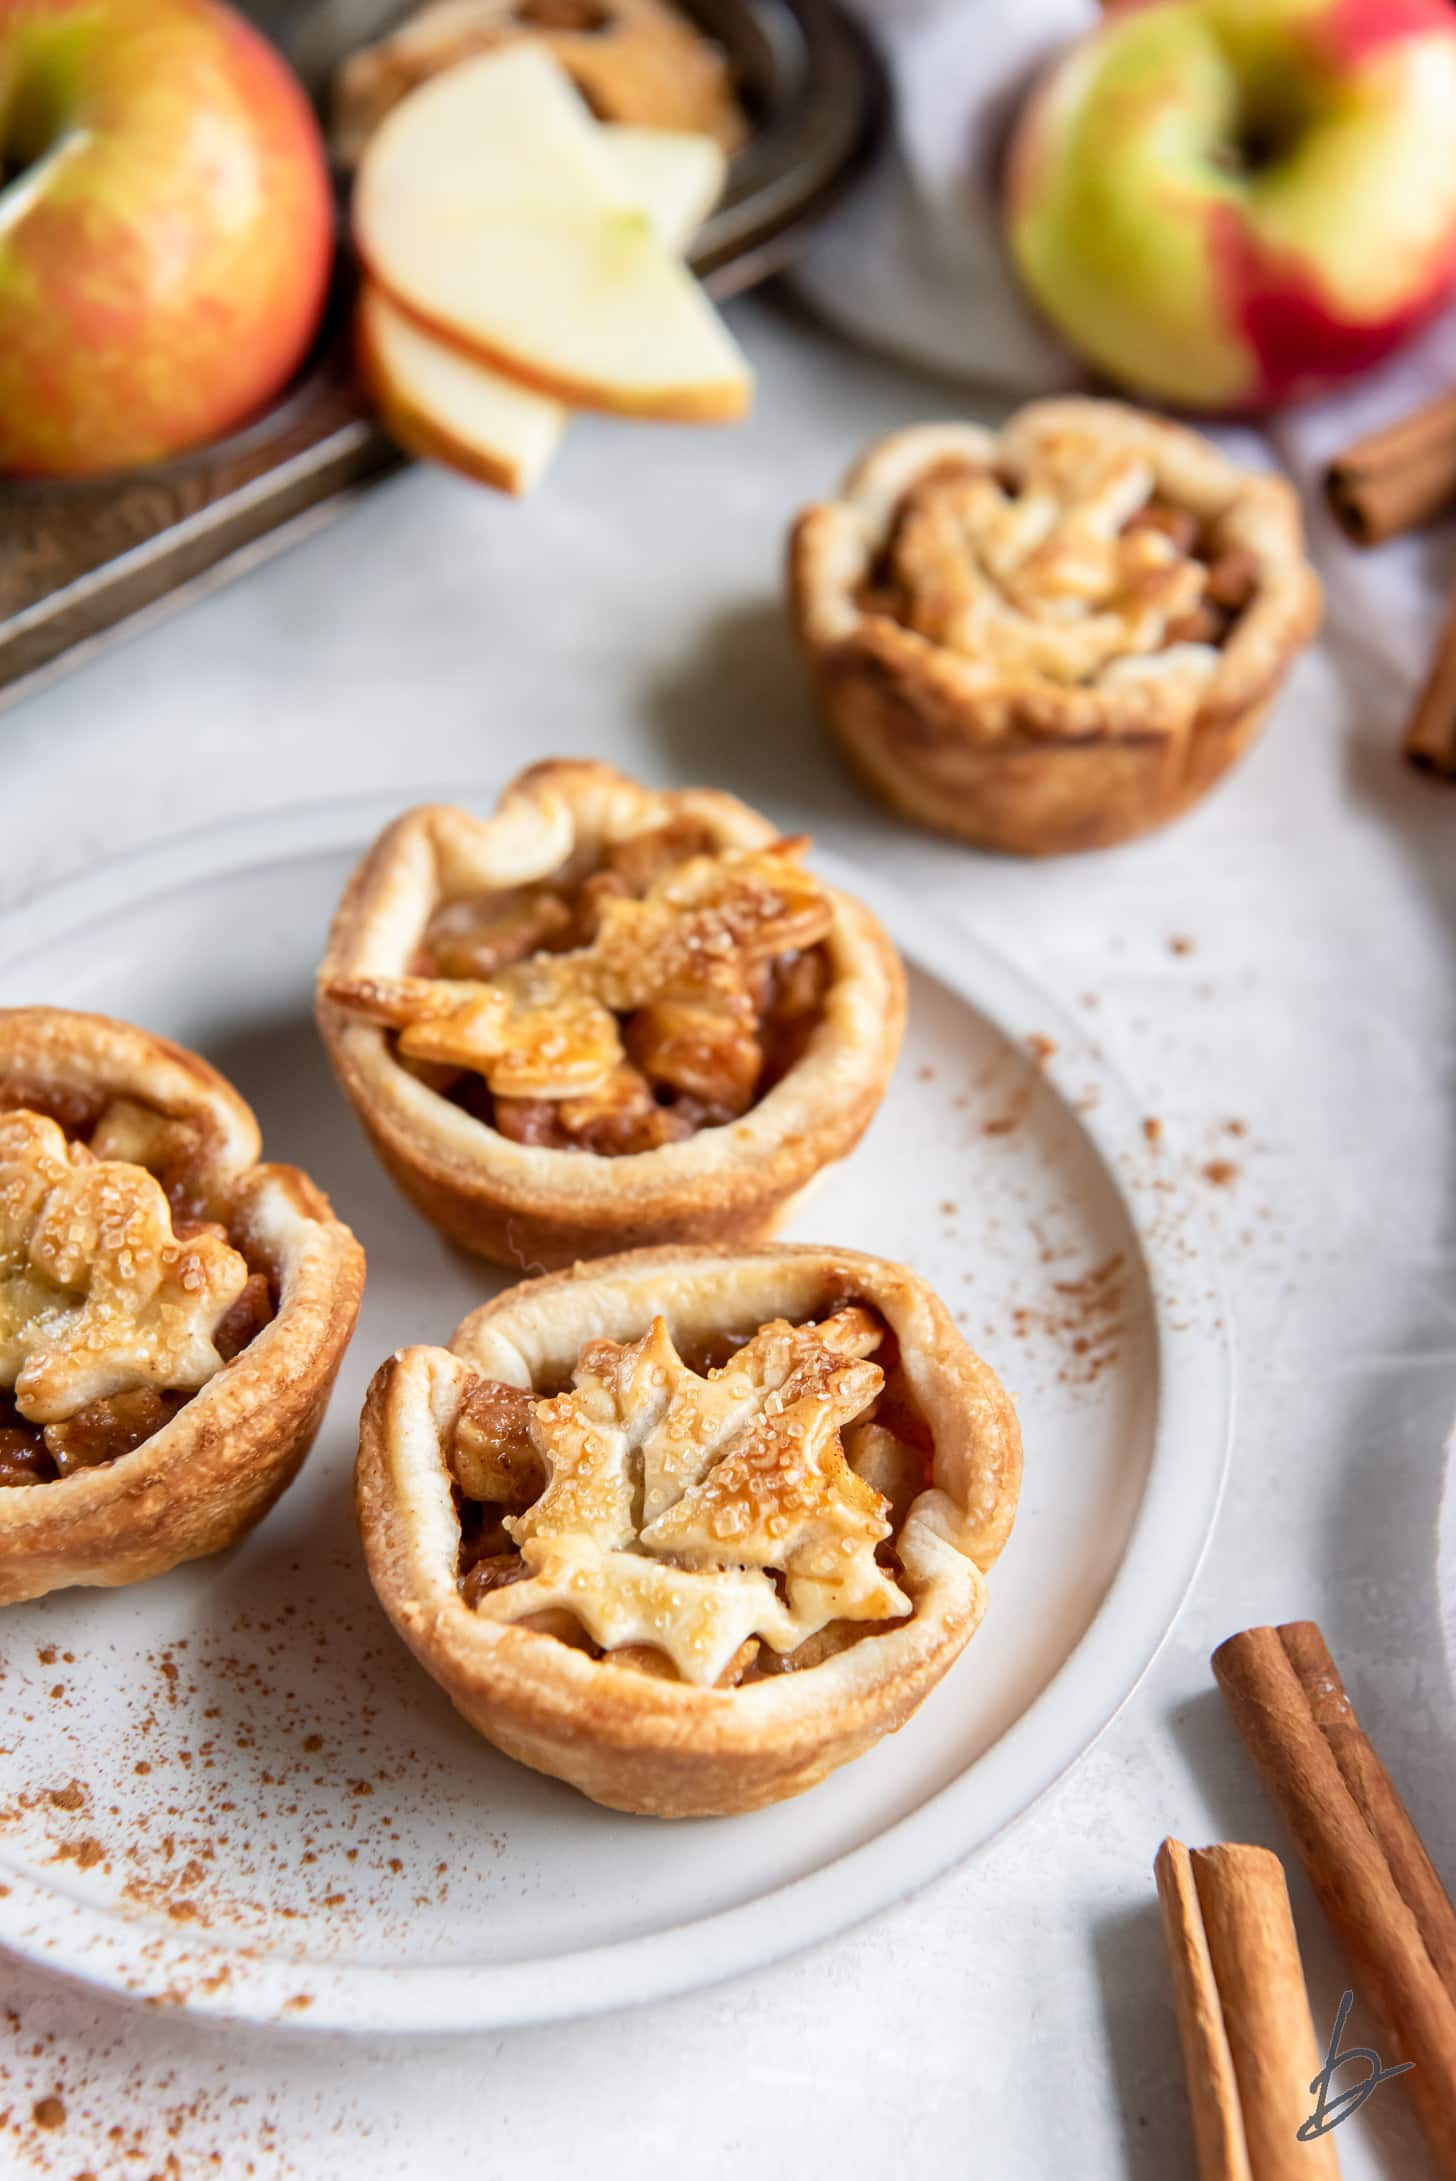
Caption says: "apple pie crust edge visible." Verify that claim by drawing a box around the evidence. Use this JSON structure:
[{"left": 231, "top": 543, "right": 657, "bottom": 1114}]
[
  {"left": 788, "top": 398, "right": 1323, "bottom": 857},
  {"left": 356, "top": 1243, "right": 1022, "bottom": 1817},
  {"left": 0, "top": 1007, "right": 365, "bottom": 1605},
  {"left": 316, "top": 761, "right": 907, "bottom": 1270}
]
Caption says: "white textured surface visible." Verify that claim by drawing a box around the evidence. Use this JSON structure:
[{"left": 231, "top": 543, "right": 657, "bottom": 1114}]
[{"left": 1, "top": 299, "right": 1454, "bottom": 2178}]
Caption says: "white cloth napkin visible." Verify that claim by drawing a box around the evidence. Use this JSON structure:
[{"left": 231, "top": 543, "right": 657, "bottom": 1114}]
[
  {"left": 794, "top": 0, "right": 1456, "bottom": 1669},
  {"left": 792, "top": 0, "right": 1093, "bottom": 395}
]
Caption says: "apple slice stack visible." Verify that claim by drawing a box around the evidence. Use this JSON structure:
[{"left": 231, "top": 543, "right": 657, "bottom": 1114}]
[{"left": 352, "top": 46, "right": 751, "bottom": 494}]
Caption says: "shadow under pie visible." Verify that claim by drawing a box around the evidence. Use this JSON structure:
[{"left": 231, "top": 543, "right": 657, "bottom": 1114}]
[
  {"left": 0, "top": 1006, "right": 364, "bottom": 1604},
  {"left": 316, "top": 758, "right": 905, "bottom": 1270},
  {"left": 788, "top": 397, "right": 1323, "bottom": 857},
  {"left": 355, "top": 1241, "right": 1022, "bottom": 1817}
]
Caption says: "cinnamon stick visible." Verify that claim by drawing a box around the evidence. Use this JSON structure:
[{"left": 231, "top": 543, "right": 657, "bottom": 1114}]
[
  {"left": 1156, "top": 1838, "right": 1338, "bottom": 2181},
  {"left": 1214, "top": 1622, "right": 1456, "bottom": 2174},
  {"left": 1325, "top": 389, "right": 1456, "bottom": 546},
  {"left": 1279, "top": 1621, "right": 1456, "bottom": 1996},
  {"left": 1403, "top": 579, "right": 1456, "bottom": 778}
]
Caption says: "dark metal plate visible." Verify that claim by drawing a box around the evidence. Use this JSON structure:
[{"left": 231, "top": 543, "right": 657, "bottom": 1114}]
[{"left": 0, "top": 0, "right": 885, "bottom": 711}]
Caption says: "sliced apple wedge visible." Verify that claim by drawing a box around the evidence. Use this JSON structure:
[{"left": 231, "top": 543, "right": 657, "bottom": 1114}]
[
  {"left": 602, "top": 126, "right": 727, "bottom": 254},
  {"left": 358, "top": 282, "right": 565, "bottom": 496},
  {"left": 354, "top": 46, "right": 751, "bottom": 422},
  {"left": 357, "top": 116, "right": 728, "bottom": 495}
]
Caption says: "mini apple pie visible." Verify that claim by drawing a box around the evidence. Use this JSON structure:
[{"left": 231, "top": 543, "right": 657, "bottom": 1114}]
[
  {"left": 0, "top": 1008, "right": 364, "bottom": 1605},
  {"left": 331, "top": 0, "right": 749, "bottom": 167},
  {"left": 357, "top": 1244, "right": 1021, "bottom": 1814},
  {"left": 317, "top": 762, "right": 905, "bottom": 1269},
  {"left": 789, "top": 399, "right": 1322, "bottom": 856}
]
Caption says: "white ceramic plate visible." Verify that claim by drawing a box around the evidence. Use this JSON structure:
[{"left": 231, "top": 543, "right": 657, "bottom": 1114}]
[{"left": 0, "top": 798, "right": 1232, "bottom": 2032}]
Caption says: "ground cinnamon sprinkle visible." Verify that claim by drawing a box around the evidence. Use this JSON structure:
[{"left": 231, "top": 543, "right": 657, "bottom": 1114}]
[
  {"left": 1202, "top": 1159, "right": 1240, "bottom": 1188},
  {"left": 0, "top": 1995, "right": 298, "bottom": 2176},
  {"left": 0, "top": 1546, "right": 478, "bottom": 2034},
  {"left": 50, "top": 1838, "right": 104, "bottom": 1872},
  {"left": 1142, "top": 1117, "right": 1163, "bottom": 1147},
  {"left": 1169, "top": 933, "right": 1195, "bottom": 956},
  {"left": 1010, "top": 1253, "right": 1126, "bottom": 1387}
]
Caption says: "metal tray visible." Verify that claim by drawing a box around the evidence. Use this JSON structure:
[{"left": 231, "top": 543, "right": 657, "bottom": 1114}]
[{"left": 0, "top": 0, "right": 886, "bottom": 711}]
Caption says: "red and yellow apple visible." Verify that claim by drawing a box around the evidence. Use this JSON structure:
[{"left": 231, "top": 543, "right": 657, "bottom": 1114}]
[
  {"left": 1007, "top": 0, "right": 1456, "bottom": 412},
  {"left": 0, "top": 0, "right": 333, "bottom": 476}
]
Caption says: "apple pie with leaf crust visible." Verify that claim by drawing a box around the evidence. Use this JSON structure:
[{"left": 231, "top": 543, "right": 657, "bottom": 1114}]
[
  {"left": 0, "top": 1008, "right": 364, "bottom": 1605},
  {"left": 357, "top": 1244, "right": 1021, "bottom": 1815},
  {"left": 789, "top": 398, "right": 1322, "bottom": 856},
  {"left": 317, "top": 762, "right": 905, "bottom": 1270}
]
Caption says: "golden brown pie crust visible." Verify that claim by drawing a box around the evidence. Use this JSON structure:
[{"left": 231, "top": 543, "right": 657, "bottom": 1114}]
[
  {"left": 788, "top": 398, "right": 1323, "bottom": 857},
  {"left": 356, "top": 1243, "right": 1021, "bottom": 1817},
  {"left": 316, "top": 762, "right": 906, "bottom": 1270},
  {"left": 0, "top": 1008, "right": 365, "bottom": 1605},
  {"left": 331, "top": 0, "right": 749, "bottom": 166}
]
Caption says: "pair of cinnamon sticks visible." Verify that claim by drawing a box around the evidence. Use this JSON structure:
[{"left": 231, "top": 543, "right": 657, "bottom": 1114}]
[
  {"left": 1157, "top": 1620, "right": 1456, "bottom": 2177},
  {"left": 1158, "top": 1838, "right": 1340, "bottom": 2180},
  {"left": 1324, "top": 394, "right": 1456, "bottom": 775}
]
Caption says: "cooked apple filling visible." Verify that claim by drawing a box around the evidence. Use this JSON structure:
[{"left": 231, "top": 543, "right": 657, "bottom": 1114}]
[
  {"left": 448, "top": 1305, "right": 936, "bottom": 1685},
  {"left": 858, "top": 429, "right": 1258, "bottom": 689},
  {"left": 325, "top": 822, "right": 835, "bottom": 1155},
  {"left": 0, "top": 1109, "right": 273, "bottom": 1488}
]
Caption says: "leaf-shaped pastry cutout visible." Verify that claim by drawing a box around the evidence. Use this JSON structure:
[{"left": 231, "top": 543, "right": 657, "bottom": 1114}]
[
  {"left": 326, "top": 842, "right": 833, "bottom": 1101},
  {"left": 0, "top": 1110, "right": 250, "bottom": 1425},
  {"left": 891, "top": 431, "right": 1219, "bottom": 687},
  {"left": 470, "top": 1306, "right": 910, "bottom": 1685}
]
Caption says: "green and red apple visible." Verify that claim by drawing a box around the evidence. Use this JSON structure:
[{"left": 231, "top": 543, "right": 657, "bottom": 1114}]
[
  {"left": 0, "top": 0, "right": 333, "bottom": 475},
  {"left": 1008, "top": 0, "right": 1456, "bottom": 411}
]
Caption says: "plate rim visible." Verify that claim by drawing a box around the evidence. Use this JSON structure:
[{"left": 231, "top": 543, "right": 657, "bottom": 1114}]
[{"left": 0, "top": 793, "right": 1234, "bottom": 2033}]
